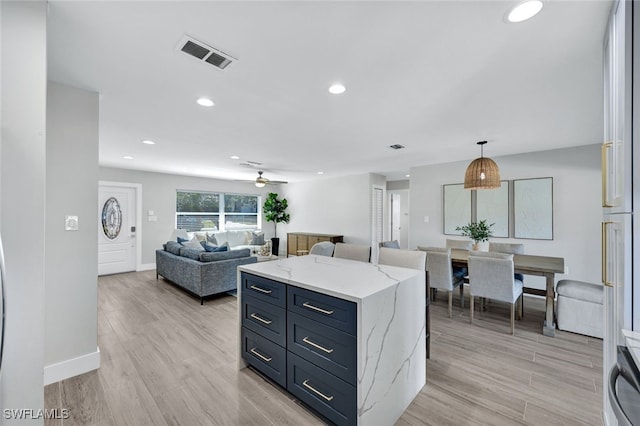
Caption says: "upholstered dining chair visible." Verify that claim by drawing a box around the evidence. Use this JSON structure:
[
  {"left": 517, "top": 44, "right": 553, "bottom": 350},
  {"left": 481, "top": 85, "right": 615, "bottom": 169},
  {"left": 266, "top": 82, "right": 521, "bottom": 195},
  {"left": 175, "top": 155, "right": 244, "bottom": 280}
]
[
  {"left": 309, "top": 241, "right": 335, "bottom": 257},
  {"left": 446, "top": 239, "right": 473, "bottom": 251},
  {"left": 378, "top": 240, "right": 401, "bottom": 249},
  {"left": 467, "top": 251, "right": 524, "bottom": 335},
  {"left": 422, "top": 247, "right": 465, "bottom": 319},
  {"left": 489, "top": 242, "right": 525, "bottom": 282},
  {"left": 378, "top": 247, "right": 426, "bottom": 270},
  {"left": 333, "top": 242, "right": 371, "bottom": 263}
]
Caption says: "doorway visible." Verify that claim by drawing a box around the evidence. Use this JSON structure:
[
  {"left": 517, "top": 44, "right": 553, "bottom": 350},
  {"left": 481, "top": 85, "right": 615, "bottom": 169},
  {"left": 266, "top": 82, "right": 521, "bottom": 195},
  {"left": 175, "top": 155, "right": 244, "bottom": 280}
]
[{"left": 98, "top": 183, "right": 139, "bottom": 275}]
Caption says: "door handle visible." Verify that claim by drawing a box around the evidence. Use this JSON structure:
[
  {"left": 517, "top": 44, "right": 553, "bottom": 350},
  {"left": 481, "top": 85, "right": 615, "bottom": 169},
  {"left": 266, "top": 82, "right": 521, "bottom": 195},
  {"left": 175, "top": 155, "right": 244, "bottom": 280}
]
[{"left": 601, "top": 221, "right": 614, "bottom": 287}]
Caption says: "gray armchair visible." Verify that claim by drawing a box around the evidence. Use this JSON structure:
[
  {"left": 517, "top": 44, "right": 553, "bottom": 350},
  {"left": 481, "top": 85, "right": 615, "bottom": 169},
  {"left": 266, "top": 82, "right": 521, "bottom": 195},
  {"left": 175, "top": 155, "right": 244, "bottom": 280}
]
[
  {"left": 423, "top": 247, "right": 464, "bottom": 319},
  {"left": 468, "top": 252, "right": 523, "bottom": 335}
]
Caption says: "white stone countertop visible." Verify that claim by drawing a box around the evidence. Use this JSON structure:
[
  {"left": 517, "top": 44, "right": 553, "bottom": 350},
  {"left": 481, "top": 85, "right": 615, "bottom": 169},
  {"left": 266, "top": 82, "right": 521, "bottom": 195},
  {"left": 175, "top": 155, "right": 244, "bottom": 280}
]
[{"left": 238, "top": 254, "right": 422, "bottom": 303}]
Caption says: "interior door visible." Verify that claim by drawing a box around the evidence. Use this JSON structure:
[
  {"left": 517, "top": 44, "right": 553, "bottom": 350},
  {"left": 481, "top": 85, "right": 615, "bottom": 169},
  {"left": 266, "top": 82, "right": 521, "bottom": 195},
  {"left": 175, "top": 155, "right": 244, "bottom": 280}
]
[{"left": 98, "top": 185, "right": 136, "bottom": 275}]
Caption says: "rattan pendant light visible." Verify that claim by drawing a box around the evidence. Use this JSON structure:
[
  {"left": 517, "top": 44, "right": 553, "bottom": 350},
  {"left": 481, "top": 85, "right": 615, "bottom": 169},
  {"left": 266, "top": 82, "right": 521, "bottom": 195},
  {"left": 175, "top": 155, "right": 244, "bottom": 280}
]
[{"left": 464, "top": 141, "right": 501, "bottom": 189}]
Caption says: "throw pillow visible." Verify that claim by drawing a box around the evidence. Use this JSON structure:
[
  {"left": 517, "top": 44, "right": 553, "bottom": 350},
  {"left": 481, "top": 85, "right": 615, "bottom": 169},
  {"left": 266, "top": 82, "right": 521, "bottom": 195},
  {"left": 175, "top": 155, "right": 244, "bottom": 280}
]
[
  {"left": 251, "top": 231, "right": 265, "bottom": 245},
  {"left": 203, "top": 242, "right": 219, "bottom": 252},
  {"left": 182, "top": 237, "right": 205, "bottom": 251},
  {"left": 206, "top": 232, "right": 218, "bottom": 245},
  {"left": 177, "top": 236, "right": 189, "bottom": 244}
]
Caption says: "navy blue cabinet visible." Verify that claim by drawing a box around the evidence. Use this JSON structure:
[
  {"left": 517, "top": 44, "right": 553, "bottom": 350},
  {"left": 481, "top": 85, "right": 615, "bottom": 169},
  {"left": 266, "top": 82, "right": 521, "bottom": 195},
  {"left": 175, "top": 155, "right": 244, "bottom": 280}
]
[{"left": 240, "top": 272, "right": 357, "bottom": 426}]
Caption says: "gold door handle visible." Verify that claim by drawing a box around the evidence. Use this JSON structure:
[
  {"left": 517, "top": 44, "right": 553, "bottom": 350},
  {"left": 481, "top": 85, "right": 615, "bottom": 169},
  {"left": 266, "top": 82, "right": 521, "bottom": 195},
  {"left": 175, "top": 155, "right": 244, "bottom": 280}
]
[
  {"left": 302, "top": 379, "right": 334, "bottom": 402},
  {"left": 250, "top": 285, "right": 272, "bottom": 294},
  {"left": 602, "top": 221, "right": 614, "bottom": 287},
  {"left": 302, "top": 302, "right": 334, "bottom": 315},
  {"left": 302, "top": 336, "right": 334, "bottom": 354},
  {"left": 250, "top": 313, "right": 273, "bottom": 325},
  {"left": 602, "top": 142, "right": 615, "bottom": 207},
  {"left": 250, "top": 347, "right": 272, "bottom": 362}
]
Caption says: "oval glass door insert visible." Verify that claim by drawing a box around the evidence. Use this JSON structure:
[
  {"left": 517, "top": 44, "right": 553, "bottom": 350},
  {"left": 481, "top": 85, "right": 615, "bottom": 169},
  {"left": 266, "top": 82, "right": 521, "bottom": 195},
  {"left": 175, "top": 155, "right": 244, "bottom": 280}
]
[{"left": 102, "top": 197, "right": 122, "bottom": 239}]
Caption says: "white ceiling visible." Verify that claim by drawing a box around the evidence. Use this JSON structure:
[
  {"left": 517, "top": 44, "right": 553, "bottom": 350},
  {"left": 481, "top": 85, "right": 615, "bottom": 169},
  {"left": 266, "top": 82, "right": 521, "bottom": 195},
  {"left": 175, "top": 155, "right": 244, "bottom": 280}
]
[{"left": 47, "top": 0, "right": 611, "bottom": 183}]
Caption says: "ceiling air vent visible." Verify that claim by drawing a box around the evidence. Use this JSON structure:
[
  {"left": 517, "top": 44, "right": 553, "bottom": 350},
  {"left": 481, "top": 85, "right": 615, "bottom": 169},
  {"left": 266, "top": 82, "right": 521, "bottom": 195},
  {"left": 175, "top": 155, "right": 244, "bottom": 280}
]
[
  {"left": 176, "top": 35, "right": 237, "bottom": 71},
  {"left": 389, "top": 144, "right": 406, "bottom": 150}
]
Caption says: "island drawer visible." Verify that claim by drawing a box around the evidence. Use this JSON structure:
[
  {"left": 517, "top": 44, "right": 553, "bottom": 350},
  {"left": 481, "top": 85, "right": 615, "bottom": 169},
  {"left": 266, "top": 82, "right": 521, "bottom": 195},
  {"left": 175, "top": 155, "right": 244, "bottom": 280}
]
[
  {"left": 241, "top": 272, "right": 286, "bottom": 308},
  {"left": 241, "top": 294, "right": 286, "bottom": 347},
  {"left": 241, "top": 327, "right": 286, "bottom": 388},
  {"left": 287, "top": 286, "right": 356, "bottom": 335},
  {"left": 287, "top": 352, "right": 356, "bottom": 426},
  {"left": 287, "top": 312, "right": 356, "bottom": 386}
]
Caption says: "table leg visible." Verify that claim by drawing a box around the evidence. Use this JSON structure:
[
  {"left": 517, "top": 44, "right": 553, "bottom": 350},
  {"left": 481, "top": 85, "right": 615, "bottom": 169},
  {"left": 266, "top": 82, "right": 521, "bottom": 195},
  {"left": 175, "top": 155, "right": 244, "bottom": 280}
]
[{"left": 543, "top": 273, "right": 556, "bottom": 337}]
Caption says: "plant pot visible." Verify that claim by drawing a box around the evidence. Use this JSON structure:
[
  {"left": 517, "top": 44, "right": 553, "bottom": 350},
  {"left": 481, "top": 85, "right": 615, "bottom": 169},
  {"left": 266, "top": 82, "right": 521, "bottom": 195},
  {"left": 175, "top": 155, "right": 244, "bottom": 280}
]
[
  {"left": 472, "top": 243, "right": 480, "bottom": 251},
  {"left": 271, "top": 237, "right": 280, "bottom": 256}
]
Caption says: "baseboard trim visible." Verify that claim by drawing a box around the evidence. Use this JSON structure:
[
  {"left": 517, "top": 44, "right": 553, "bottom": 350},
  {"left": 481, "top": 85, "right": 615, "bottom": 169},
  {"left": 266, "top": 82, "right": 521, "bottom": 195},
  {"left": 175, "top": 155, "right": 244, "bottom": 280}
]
[
  {"left": 138, "top": 262, "right": 156, "bottom": 271},
  {"left": 44, "top": 347, "right": 101, "bottom": 385}
]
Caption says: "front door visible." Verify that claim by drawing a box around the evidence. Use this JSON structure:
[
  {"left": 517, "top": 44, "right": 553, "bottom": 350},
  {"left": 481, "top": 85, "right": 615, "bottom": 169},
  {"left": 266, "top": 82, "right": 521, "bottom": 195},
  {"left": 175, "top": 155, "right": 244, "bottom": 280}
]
[{"left": 98, "top": 185, "right": 136, "bottom": 275}]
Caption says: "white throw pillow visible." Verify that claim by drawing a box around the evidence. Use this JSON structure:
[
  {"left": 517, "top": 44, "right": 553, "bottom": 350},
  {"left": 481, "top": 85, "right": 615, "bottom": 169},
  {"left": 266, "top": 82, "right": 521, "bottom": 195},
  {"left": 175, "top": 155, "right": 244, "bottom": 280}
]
[{"left": 182, "top": 237, "right": 205, "bottom": 251}]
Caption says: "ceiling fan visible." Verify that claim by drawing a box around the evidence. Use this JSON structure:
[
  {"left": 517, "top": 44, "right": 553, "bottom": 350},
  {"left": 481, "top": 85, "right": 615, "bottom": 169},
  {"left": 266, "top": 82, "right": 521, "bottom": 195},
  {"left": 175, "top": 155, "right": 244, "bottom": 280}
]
[{"left": 253, "top": 171, "right": 288, "bottom": 188}]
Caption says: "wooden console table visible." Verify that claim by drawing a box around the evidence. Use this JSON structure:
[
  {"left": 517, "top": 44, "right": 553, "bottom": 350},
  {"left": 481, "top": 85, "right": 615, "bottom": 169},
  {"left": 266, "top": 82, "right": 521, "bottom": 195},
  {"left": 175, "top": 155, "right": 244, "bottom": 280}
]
[{"left": 287, "top": 232, "right": 343, "bottom": 257}]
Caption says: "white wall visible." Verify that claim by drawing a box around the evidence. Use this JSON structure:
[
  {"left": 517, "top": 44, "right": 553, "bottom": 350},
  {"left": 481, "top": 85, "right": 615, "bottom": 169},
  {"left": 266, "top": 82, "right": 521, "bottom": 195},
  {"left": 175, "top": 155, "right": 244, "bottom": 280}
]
[
  {"left": 282, "top": 173, "right": 385, "bottom": 246},
  {"left": 409, "top": 144, "right": 602, "bottom": 288},
  {"left": 99, "top": 167, "right": 275, "bottom": 264},
  {"left": 44, "top": 82, "right": 99, "bottom": 382},
  {"left": 0, "top": 0, "right": 47, "bottom": 421}
]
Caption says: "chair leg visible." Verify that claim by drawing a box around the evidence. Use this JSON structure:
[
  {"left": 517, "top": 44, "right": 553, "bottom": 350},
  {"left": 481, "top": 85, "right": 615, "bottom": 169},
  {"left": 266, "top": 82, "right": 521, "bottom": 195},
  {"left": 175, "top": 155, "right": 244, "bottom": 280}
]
[
  {"left": 517, "top": 295, "right": 523, "bottom": 320},
  {"left": 448, "top": 291, "right": 453, "bottom": 319},
  {"left": 510, "top": 303, "right": 515, "bottom": 335},
  {"left": 470, "top": 296, "right": 474, "bottom": 324},
  {"left": 459, "top": 285, "right": 464, "bottom": 308}
]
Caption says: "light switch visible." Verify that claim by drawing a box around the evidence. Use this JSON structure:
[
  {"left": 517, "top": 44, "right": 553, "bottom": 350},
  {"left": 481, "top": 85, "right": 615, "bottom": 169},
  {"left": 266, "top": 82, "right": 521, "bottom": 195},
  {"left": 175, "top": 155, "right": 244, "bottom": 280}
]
[
  {"left": 65, "top": 215, "right": 79, "bottom": 231},
  {"left": 148, "top": 215, "right": 158, "bottom": 222},
  {"left": 423, "top": 216, "right": 430, "bottom": 223},
  {"left": 148, "top": 210, "right": 155, "bottom": 216}
]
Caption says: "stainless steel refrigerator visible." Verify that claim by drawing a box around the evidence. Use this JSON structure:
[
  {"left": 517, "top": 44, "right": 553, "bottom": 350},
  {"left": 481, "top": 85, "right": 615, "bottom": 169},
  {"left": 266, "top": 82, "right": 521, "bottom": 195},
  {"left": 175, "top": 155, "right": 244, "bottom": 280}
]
[{"left": 602, "top": 0, "right": 639, "bottom": 424}]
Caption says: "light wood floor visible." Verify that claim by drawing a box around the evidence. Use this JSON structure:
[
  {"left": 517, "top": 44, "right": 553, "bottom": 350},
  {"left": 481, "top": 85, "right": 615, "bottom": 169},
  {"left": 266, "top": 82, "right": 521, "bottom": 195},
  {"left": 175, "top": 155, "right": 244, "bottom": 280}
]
[{"left": 45, "top": 271, "right": 603, "bottom": 425}]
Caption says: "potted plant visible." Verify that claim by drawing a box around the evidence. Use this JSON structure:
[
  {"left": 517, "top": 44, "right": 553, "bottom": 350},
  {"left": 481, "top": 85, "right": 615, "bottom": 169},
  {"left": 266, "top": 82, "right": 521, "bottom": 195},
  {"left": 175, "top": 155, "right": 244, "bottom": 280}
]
[
  {"left": 455, "top": 219, "right": 494, "bottom": 250},
  {"left": 263, "top": 192, "right": 290, "bottom": 255}
]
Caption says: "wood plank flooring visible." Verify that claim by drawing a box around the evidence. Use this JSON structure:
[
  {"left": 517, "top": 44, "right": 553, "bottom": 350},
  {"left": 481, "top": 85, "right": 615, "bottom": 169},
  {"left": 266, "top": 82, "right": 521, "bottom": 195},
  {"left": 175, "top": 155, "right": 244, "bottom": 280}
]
[{"left": 45, "top": 271, "right": 603, "bottom": 425}]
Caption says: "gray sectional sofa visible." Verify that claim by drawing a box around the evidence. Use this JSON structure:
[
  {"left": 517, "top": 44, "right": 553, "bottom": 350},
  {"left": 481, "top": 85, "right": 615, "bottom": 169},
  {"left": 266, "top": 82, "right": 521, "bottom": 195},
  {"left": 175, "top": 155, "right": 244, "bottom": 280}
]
[{"left": 156, "top": 241, "right": 257, "bottom": 304}]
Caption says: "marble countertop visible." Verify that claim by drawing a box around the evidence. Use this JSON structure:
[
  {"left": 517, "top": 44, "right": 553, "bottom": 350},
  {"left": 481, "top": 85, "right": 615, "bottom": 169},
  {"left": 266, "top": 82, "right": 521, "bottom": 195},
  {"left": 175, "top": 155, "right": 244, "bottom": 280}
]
[
  {"left": 623, "top": 329, "right": 640, "bottom": 369},
  {"left": 238, "top": 254, "right": 423, "bottom": 303}
]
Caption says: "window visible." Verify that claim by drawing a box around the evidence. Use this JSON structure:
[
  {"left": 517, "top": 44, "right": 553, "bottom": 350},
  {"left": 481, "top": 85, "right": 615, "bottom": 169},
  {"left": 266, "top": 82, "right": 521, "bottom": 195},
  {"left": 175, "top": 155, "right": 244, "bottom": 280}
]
[{"left": 176, "top": 191, "right": 261, "bottom": 232}]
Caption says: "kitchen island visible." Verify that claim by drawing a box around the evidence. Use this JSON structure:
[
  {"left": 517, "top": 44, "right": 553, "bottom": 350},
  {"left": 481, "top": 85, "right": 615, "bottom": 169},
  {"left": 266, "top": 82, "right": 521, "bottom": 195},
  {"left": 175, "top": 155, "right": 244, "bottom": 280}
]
[{"left": 237, "top": 254, "right": 426, "bottom": 426}]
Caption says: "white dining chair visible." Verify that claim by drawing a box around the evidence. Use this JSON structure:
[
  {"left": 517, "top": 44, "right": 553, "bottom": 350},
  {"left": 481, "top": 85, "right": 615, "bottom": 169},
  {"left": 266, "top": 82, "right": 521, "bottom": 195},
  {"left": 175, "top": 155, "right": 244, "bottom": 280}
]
[
  {"left": 468, "top": 251, "right": 523, "bottom": 335},
  {"left": 378, "top": 247, "right": 426, "bottom": 270},
  {"left": 489, "top": 242, "right": 526, "bottom": 314},
  {"left": 333, "top": 242, "right": 371, "bottom": 263},
  {"left": 422, "top": 247, "right": 464, "bottom": 319},
  {"left": 309, "top": 241, "right": 335, "bottom": 257}
]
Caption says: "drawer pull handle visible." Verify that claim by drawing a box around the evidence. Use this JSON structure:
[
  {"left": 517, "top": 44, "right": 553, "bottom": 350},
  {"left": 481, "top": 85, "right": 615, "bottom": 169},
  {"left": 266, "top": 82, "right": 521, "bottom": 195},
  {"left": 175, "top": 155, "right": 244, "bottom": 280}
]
[
  {"left": 302, "top": 302, "right": 334, "bottom": 315},
  {"left": 302, "top": 336, "right": 334, "bottom": 354},
  {"left": 302, "top": 379, "right": 334, "bottom": 402},
  {"left": 249, "top": 347, "right": 272, "bottom": 362},
  {"left": 250, "top": 313, "right": 273, "bottom": 325},
  {"left": 250, "top": 285, "right": 272, "bottom": 294}
]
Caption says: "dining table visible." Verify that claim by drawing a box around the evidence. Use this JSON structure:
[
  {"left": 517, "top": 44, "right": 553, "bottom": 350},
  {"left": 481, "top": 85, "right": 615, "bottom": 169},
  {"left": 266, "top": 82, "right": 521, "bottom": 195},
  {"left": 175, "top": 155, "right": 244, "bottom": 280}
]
[{"left": 449, "top": 248, "right": 565, "bottom": 337}]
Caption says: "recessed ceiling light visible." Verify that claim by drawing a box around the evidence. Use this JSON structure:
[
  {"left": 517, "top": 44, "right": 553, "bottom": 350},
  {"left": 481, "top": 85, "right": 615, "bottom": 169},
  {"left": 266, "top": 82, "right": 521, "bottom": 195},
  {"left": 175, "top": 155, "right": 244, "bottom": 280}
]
[
  {"left": 317, "top": 171, "right": 324, "bottom": 175},
  {"left": 328, "top": 84, "right": 346, "bottom": 95},
  {"left": 230, "top": 155, "right": 240, "bottom": 160},
  {"left": 196, "top": 97, "right": 214, "bottom": 107},
  {"left": 507, "top": 0, "right": 543, "bottom": 23},
  {"left": 142, "top": 139, "right": 155, "bottom": 145},
  {"left": 123, "top": 156, "right": 134, "bottom": 160},
  {"left": 405, "top": 174, "right": 411, "bottom": 178}
]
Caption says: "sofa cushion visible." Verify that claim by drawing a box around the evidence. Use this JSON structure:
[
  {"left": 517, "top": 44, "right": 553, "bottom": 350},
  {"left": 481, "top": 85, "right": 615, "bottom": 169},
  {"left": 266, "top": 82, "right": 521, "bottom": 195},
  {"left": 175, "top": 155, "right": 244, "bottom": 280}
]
[
  {"left": 177, "top": 236, "right": 189, "bottom": 244},
  {"left": 199, "top": 248, "right": 251, "bottom": 262},
  {"left": 182, "top": 237, "right": 205, "bottom": 251},
  {"left": 180, "top": 247, "right": 203, "bottom": 260},
  {"left": 227, "top": 230, "right": 251, "bottom": 247},
  {"left": 165, "top": 241, "right": 182, "bottom": 255}
]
